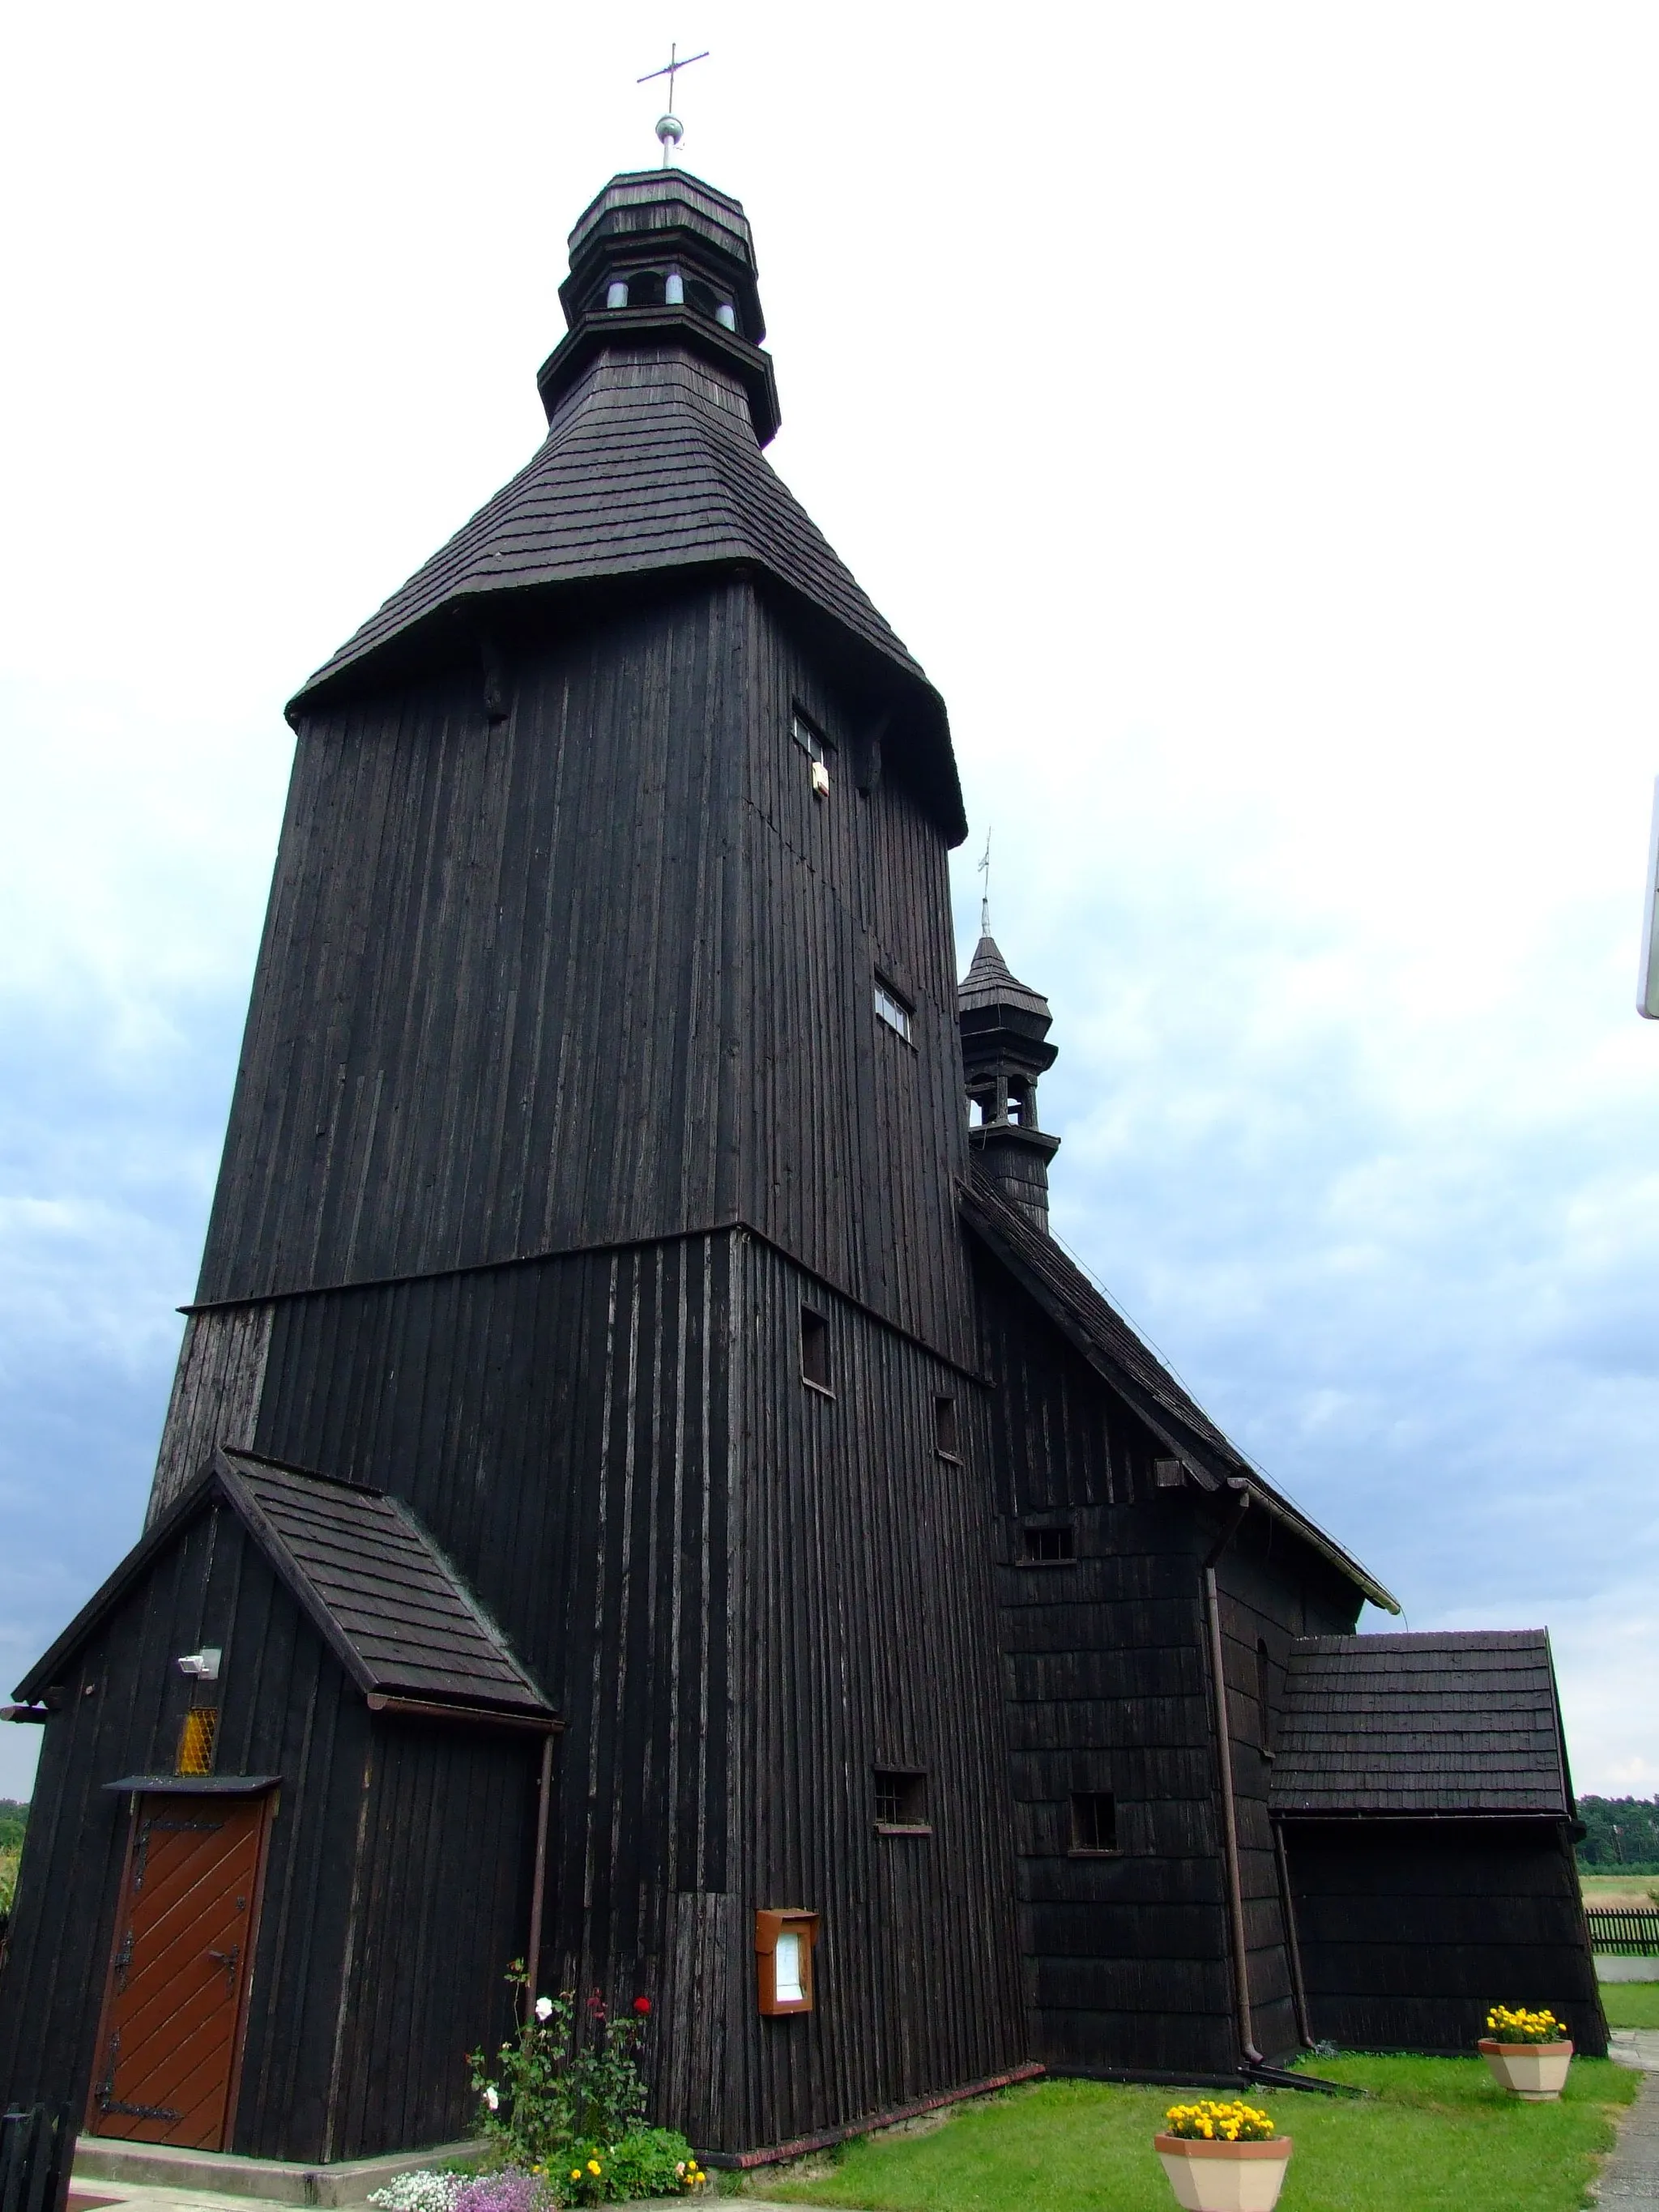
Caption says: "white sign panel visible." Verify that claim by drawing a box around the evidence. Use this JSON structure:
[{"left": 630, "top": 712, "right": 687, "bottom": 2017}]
[{"left": 1641, "top": 778, "right": 1659, "bottom": 1020}]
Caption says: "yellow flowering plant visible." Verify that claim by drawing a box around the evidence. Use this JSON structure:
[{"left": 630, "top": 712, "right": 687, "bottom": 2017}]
[
  {"left": 1162, "top": 2099, "right": 1277, "bottom": 2142},
  {"left": 1486, "top": 2005, "right": 1567, "bottom": 2045}
]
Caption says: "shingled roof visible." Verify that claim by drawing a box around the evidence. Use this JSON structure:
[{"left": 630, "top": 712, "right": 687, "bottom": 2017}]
[
  {"left": 15, "top": 1448, "right": 553, "bottom": 1724},
  {"left": 288, "top": 350, "right": 966, "bottom": 842},
  {"left": 958, "top": 935, "right": 1053, "bottom": 1021},
  {"left": 960, "top": 1166, "right": 1399, "bottom": 1613},
  {"left": 1270, "top": 1630, "right": 1572, "bottom": 1817}
]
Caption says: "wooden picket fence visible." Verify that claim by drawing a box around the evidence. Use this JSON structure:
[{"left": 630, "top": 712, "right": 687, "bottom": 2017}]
[
  {"left": 0, "top": 2103, "right": 73, "bottom": 2212},
  {"left": 1586, "top": 1907, "right": 1659, "bottom": 1955}
]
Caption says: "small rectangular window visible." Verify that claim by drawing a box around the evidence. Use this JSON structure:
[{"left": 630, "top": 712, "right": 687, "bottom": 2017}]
[
  {"left": 1153, "top": 1457, "right": 1186, "bottom": 1490},
  {"left": 873, "top": 1770, "right": 930, "bottom": 1833},
  {"left": 800, "top": 1306, "right": 831, "bottom": 1392},
  {"left": 1021, "top": 1522, "right": 1075, "bottom": 1564},
  {"left": 791, "top": 707, "right": 829, "bottom": 763},
  {"left": 934, "top": 1396, "right": 960, "bottom": 1458},
  {"left": 1070, "top": 1791, "right": 1118, "bottom": 1855},
  {"left": 874, "top": 979, "right": 912, "bottom": 1041}
]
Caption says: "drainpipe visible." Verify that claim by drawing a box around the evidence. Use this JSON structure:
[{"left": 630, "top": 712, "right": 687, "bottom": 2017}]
[
  {"left": 1272, "top": 1821, "right": 1314, "bottom": 2047},
  {"left": 1202, "top": 1481, "right": 1264, "bottom": 2068},
  {"left": 524, "top": 1729, "right": 557, "bottom": 2022}
]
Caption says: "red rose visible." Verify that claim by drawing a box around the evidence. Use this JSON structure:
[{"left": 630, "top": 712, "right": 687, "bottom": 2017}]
[{"left": 633, "top": 1997, "right": 651, "bottom": 2016}]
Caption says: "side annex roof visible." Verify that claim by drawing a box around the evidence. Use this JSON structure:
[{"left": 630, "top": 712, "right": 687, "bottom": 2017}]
[
  {"left": 14, "top": 1447, "right": 554, "bottom": 1725},
  {"left": 1270, "top": 1630, "right": 1573, "bottom": 1818},
  {"left": 959, "top": 1166, "right": 1400, "bottom": 1614}
]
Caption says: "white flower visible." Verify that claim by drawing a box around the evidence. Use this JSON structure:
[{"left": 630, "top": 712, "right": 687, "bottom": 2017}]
[
  {"left": 368, "top": 2175, "right": 464, "bottom": 2212},
  {"left": 535, "top": 1996, "right": 554, "bottom": 2021},
  {"left": 484, "top": 2086, "right": 500, "bottom": 2112}
]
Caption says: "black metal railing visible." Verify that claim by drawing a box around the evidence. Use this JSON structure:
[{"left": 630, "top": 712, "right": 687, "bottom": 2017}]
[
  {"left": 0, "top": 2103, "right": 74, "bottom": 2212},
  {"left": 1586, "top": 1907, "right": 1659, "bottom": 1955}
]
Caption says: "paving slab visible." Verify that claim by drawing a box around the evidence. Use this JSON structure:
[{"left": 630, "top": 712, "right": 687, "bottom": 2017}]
[
  {"left": 1612, "top": 2031, "right": 1659, "bottom": 2072},
  {"left": 1596, "top": 2066, "right": 1659, "bottom": 2207},
  {"left": 71, "top": 2138, "right": 481, "bottom": 2210}
]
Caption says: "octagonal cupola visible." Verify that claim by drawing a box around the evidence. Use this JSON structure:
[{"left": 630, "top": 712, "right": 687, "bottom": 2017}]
[
  {"left": 536, "top": 168, "right": 781, "bottom": 443},
  {"left": 958, "top": 934, "right": 1061, "bottom": 1231}
]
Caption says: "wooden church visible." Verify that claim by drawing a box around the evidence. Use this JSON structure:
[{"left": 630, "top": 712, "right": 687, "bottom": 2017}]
[{"left": 0, "top": 159, "right": 1604, "bottom": 2171}]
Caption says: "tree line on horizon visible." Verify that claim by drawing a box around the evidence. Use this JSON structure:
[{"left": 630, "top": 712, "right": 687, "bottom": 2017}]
[{"left": 1575, "top": 1795, "right": 1659, "bottom": 1871}]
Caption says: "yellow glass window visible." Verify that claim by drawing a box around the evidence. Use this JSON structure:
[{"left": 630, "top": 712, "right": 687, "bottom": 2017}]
[{"left": 176, "top": 1707, "right": 218, "bottom": 1776}]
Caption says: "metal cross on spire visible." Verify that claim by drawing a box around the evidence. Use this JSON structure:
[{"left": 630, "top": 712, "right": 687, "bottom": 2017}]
[
  {"left": 977, "top": 828, "right": 992, "bottom": 936},
  {"left": 638, "top": 42, "right": 710, "bottom": 167}
]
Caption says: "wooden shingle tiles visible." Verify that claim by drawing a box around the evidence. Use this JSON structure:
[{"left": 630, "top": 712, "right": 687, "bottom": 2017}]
[
  {"left": 960, "top": 1169, "right": 1397, "bottom": 1613},
  {"left": 290, "top": 349, "right": 963, "bottom": 842},
  {"left": 219, "top": 1452, "right": 553, "bottom": 1720},
  {"left": 18, "top": 1448, "right": 553, "bottom": 1725},
  {"left": 1271, "top": 1630, "right": 1571, "bottom": 1817}
]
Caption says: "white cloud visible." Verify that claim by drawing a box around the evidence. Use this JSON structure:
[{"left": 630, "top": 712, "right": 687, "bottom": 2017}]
[{"left": 3, "top": 0, "right": 1658, "bottom": 1796}]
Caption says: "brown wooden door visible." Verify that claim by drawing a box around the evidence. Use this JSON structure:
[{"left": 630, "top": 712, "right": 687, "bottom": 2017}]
[{"left": 87, "top": 1792, "right": 271, "bottom": 2150}]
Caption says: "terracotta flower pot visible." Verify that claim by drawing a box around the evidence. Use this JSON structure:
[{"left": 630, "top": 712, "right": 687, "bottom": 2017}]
[
  {"left": 1153, "top": 2134, "right": 1294, "bottom": 2212},
  {"left": 1478, "top": 2039, "right": 1574, "bottom": 2101}
]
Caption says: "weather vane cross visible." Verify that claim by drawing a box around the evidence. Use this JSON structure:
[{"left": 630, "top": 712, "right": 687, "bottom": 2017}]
[
  {"left": 978, "top": 829, "right": 992, "bottom": 936},
  {"left": 638, "top": 42, "right": 710, "bottom": 167}
]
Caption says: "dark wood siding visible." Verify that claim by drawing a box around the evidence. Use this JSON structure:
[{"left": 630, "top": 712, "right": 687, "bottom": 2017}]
[
  {"left": 971, "top": 1241, "right": 1358, "bottom": 2076},
  {"left": 1211, "top": 1522, "right": 1362, "bottom": 2063},
  {"left": 328, "top": 1721, "right": 538, "bottom": 2159},
  {"left": 196, "top": 589, "right": 740, "bottom": 1312},
  {"left": 0, "top": 1506, "right": 544, "bottom": 2163},
  {"left": 975, "top": 1243, "right": 1231, "bottom": 2074},
  {"left": 250, "top": 1236, "right": 735, "bottom": 2122},
  {"left": 1284, "top": 1819, "right": 1609, "bottom": 2056},
  {"left": 194, "top": 580, "right": 972, "bottom": 1366},
  {"left": 735, "top": 592, "right": 974, "bottom": 1366},
  {"left": 716, "top": 1233, "right": 1024, "bottom": 2148},
  {"left": 244, "top": 1226, "right": 1021, "bottom": 2152},
  {"left": 0, "top": 1513, "right": 367, "bottom": 2157}
]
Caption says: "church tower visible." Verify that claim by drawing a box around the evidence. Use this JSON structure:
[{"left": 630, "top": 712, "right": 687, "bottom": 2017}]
[
  {"left": 0, "top": 161, "right": 1026, "bottom": 2167},
  {"left": 958, "top": 935, "right": 1060, "bottom": 1232}
]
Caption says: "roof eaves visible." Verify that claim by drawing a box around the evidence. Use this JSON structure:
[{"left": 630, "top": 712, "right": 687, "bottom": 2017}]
[
  {"left": 959, "top": 1174, "right": 1401, "bottom": 1613},
  {"left": 13, "top": 1463, "right": 225, "bottom": 1702},
  {"left": 382, "top": 1494, "right": 553, "bottom": 1711}
]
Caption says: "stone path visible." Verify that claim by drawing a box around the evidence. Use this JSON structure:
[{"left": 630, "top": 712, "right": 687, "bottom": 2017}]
[
  {"left": 1597, "top": 2057, "right": 1659, "bottom": 2210},
  {"left": 1612, "top": 2031, "right": 1659, "bottom": 2072},
  {"left": 73, "top": 2188, "right": 282, "bottom": 2212}
]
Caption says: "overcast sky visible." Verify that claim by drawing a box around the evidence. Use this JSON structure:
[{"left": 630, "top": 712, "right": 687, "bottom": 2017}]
[{"left": 3, "top": 2, "right": 1658, "bottom": 1803}]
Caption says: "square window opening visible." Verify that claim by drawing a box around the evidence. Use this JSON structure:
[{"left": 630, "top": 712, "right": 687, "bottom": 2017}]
[
  {"left": 800, "top": 1306, "right": 831, "bottom": 1392},
  {"left": 874, "top": 1769, "right": 930, "bottom": 1832},
  {"left": 1021, "top": 1522, "right": 1075, "bottom": 1564},
  {"left": 1070, "top": 1790, "right": 1118, "bottom": 1855},
  {"left": 934, "top": 1396, "right": 960, "bottom": 1458},
  {"left": 875, "top": 979, "right": 913, "bottom": 1042}
]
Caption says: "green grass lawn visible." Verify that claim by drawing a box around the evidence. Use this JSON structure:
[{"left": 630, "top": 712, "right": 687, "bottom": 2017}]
[
  {"left": 1601, "top": 1981, "right": 1659, "bottom": 2028},
  {"left": 748, "top": 2059, "right": 1638, "bottom": 2212}
]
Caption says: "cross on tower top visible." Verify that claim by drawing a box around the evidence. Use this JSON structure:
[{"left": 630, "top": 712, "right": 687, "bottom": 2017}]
[{"left": 638, "top": 43, "right": 710, "bottom": 166}]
